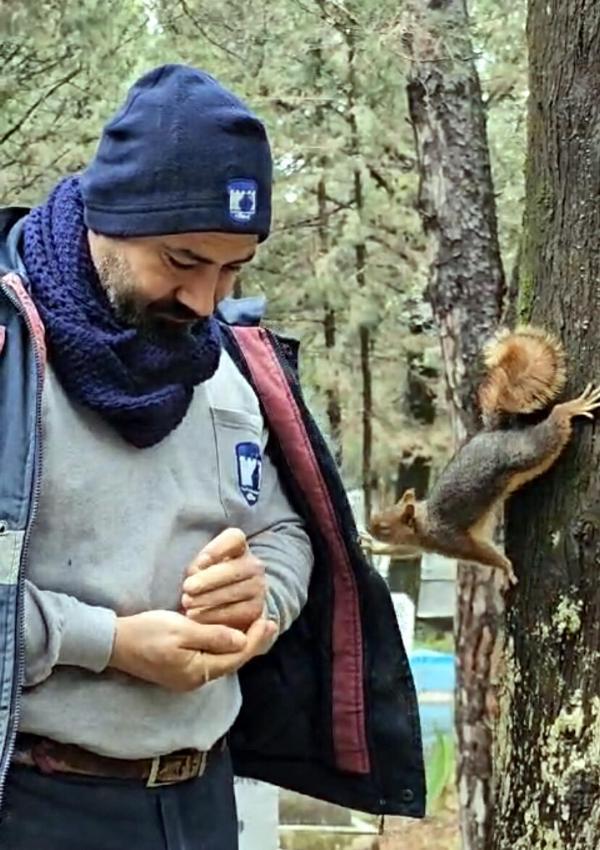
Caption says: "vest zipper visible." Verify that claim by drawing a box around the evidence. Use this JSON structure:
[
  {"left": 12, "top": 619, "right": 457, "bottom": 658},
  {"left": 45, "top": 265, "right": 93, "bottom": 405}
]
[{"left": 0, "top": 283, "right": 44, "bottom": 808}]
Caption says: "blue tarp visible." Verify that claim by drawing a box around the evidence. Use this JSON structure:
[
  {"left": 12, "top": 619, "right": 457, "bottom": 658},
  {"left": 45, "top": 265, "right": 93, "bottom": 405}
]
[{"left": 409, "top": 650, "right": 455, "bottom": 745}]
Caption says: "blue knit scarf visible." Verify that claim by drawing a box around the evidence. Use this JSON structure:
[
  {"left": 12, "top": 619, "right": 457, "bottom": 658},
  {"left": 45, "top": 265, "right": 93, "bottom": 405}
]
[{"left": 22, "top": 176, "right": 222, "bottom": 448}]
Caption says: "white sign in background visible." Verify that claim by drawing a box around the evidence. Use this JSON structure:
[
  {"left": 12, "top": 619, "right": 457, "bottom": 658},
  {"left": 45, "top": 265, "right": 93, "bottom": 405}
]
[{"left": 234, "top": 777, "right": 279, "bottom": 850}]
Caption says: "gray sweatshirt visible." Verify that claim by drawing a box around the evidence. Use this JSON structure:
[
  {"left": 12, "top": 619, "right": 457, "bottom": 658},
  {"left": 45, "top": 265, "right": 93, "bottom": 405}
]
[{"left": 20, "top": 349, "right": 313, "bottom": 759}]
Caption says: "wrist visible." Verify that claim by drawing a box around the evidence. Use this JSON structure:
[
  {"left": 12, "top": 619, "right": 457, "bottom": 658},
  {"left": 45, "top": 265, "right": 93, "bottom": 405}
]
[{"left": 109, "top": 616, "right": 135, "bottom": 673}]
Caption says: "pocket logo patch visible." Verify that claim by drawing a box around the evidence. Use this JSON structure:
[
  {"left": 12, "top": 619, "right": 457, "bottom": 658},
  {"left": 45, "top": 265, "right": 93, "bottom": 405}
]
[{"left": 236, "top": 442, "right": 262, "bottom": 505}]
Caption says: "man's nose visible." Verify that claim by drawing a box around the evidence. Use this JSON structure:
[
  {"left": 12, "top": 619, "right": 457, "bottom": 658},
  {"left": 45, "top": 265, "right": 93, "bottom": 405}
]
[{"left": 176, "top": 266, "right": 220, "bottom": 318}]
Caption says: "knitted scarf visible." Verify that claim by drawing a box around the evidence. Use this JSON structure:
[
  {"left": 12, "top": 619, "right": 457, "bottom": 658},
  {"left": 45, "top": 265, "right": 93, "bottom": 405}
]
[{"left": 21, "top": 176, "right": 221, "bottom": 448}]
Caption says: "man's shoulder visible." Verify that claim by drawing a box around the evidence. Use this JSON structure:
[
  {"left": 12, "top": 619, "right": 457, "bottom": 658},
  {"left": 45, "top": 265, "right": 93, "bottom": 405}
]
[
  {"left": 0, "top": 206, "right": 30, "bottom": 277},
  {"left": 216, "top": 295, "right": 266, "bottom": 328},
  {"left": 0, "top": 206, "right": 30, "bottom": 232}
]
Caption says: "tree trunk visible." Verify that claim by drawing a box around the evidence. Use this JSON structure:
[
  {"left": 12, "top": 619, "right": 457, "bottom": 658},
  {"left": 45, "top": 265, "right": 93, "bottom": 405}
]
[
  {"left": 492, "top": 3, "right": 600, "bottom": 848},
  {"left": 323, "top": 303, "right": 342, "bottom": 465},
  {"left": 317, "top": 173, "right": 343, "bottom": 466},
  {"left": 346, "top": 30, "right": 373, "bottom": 522},
  {"left": 405, "top": 1, "right": 505, "bottom": 846},
  {"left": 315, "top": 43, "right": 343, "bottom": 466}
]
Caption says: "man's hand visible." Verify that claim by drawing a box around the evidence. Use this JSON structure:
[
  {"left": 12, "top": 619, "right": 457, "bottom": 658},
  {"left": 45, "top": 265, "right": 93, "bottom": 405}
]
[
  {"left": 109, "top": 610, "right": 276, "bottom": 692},
  {"left": 181, "top": 528, "right": 268, "bottom": 632}
]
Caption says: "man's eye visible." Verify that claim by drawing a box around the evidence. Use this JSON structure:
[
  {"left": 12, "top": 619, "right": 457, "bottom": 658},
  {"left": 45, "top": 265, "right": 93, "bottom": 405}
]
[{"left": 168, "top": 255, "right": 197, "bottom": 270}]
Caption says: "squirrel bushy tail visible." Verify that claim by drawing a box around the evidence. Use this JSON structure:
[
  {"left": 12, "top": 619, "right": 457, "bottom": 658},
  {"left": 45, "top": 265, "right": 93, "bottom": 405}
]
[{"left": 478, "top": 325, "right": 567, "bottom": 428}]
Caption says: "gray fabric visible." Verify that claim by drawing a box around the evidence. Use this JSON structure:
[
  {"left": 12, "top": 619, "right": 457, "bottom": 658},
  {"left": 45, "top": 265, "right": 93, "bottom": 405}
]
[{"left": 20, "top": 349, "right": 313, "bottom": 758}]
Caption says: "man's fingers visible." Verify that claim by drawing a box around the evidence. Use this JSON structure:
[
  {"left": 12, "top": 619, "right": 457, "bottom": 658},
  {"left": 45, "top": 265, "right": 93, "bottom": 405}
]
[
  {"left": 180, "top": 621, "right": 247, "bottom": 654},
  {"left": 243, "top": 617, "right": 278, "bottom": 658},
  {"left": 203, "top": 619, "right": 279, "bottom": 681},
  {"left": 181, "top": 576, "right": 264, "bottom": 611},
  {"left": 186, "top": 528, "right": 247, "bottom": 576},
  {"left": 182, "top": 556, "right": 262, "bottom": 597},
  {"left": 185, "top": 599, "right": 265, "bottom": 628}
]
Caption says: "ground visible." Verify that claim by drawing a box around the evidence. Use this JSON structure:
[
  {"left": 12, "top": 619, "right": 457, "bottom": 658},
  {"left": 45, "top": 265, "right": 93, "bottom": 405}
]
[
  {"left": 379, "top": 798, "right": 459, "bottom": 850},
  {"left": 278, "top": 790, "right": 459, "bottom": 850}
]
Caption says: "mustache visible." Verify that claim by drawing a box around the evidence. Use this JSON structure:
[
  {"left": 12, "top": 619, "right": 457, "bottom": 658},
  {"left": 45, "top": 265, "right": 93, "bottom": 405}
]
[{"left": 147, "top": 301, "right": 202, "bottom": 324}]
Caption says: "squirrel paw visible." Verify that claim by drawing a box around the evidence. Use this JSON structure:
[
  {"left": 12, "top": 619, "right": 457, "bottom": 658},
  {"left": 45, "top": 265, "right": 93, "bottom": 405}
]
[
  {"left": 358, "top": 531, "right": 374, "bottom": 552},
  {"left": 562, "top": 383, "right": 600, "bottom": 419},
  {"left": 489, "top": 554, "right": 518, "bottom": 587},
  {"left": 503, "top": 561, "right": 518, "bottom": 587}
]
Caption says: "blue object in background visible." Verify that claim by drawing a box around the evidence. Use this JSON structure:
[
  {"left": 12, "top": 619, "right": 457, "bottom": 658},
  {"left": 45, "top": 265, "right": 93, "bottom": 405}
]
[
  {"left": 418, "top": 702, "right": 455, "bottom": 748},
  {"left": 409, "top": 649, "right": 455, "bottom": 694},
  {"left": 409, "top": 650, "right": 456, "bottom": 746}
]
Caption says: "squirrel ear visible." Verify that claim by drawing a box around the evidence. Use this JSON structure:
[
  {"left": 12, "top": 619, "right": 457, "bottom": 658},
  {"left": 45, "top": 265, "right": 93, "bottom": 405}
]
[
  {"left": 397, "top": 488, "right": 416, "bottom": 507},
  {"left": 401, "top": 501, "right": 416, "bottom": 528}
]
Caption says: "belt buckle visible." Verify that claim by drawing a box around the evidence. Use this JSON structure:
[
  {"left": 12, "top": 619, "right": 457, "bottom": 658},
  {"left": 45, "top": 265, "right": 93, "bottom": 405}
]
[{"left": 146, "top": 751, "right": 207, "bottom": 788}]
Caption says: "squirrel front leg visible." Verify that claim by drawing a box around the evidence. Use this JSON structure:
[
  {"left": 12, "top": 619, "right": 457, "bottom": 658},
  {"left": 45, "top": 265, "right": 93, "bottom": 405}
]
[
  {"left": 359, "top": 531, "right": 422, "bottom": 559},
  {"left": 455, "top": 535, "right": 517, "bottom": 585}
]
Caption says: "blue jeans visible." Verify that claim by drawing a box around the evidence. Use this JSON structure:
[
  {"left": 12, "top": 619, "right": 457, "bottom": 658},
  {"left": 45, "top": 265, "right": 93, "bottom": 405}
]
[{"left": 0, "top": 747, "right": 238, "bottom": 850}]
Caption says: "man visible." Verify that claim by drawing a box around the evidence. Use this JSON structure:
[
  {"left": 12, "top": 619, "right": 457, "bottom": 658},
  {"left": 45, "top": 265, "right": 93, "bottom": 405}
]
[{"left": 0, "top": 64, "right": 425, "bottom": 849}]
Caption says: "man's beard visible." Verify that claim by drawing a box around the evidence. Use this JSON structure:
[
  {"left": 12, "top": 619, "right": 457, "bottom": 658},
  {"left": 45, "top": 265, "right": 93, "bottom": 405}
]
[{"left": 95, "top": 252, "right": 200, "bottom": 337}]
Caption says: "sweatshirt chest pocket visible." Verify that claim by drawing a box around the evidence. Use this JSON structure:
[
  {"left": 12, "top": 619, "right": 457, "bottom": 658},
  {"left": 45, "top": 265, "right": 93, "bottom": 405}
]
[{"left": 210, "top": 407, "right": 265, "bottom": 523}]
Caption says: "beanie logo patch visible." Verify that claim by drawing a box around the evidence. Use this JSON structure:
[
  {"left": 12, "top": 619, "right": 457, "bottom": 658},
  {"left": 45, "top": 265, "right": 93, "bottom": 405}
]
[{"left": 227, "top": 179, "right": 257, "bottom": 223}]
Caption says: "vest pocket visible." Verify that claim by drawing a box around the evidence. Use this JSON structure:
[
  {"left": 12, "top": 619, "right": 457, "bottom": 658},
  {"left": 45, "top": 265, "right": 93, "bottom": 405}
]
[{"left": 210, "top": 407, "right": 265, "bottom": 523}]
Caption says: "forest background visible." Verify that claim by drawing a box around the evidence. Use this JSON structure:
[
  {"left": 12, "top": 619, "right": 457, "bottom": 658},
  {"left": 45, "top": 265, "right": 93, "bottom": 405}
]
[{"left": 0, "top": 0, "right": 527, "bottom": 511}]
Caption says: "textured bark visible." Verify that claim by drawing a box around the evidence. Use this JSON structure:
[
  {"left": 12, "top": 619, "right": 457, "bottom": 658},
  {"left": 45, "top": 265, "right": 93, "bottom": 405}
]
[
  {"left": 492, "top": 3, "right": 600, "bottom": 848},
  {"left": 323, "top": 303, "right": 342, "bottom": 465},
  {"left": 346, "top": 31, "right": 373, "bottom": 522},
  {"left": 406, "top": 351, "right": 437, "bottom": 424},
  {"left": 405, "top": 1, "right": 505, "bottom": 846},
  {"left": 317, "top": 173, "right": 343, "bottom": 466},
  {"left": 315, "top": 42, "right": 343, "bottom": 466}
]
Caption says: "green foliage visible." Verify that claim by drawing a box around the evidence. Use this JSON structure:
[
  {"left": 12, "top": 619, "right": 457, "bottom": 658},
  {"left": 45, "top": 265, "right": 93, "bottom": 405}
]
[
  {"left": 414, "top": 622, "right": 455, "bottom": 653},
  {"left": 426, "top": 732, "right": 456, "bottom": 815},
  {"left": 1, "top": 0, "right": 527, "bottom": 492},
  {"left": 0, "top": 0, "right": 159, "bottom": 204},
  {"left": 471, "top": 0, "right": 528, "bottom": 277}
]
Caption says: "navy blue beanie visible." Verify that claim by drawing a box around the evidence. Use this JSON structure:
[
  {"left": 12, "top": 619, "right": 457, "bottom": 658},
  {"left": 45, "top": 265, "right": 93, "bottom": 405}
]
[{"left": 80, "top": 64, "right": 272, "bottom": 240}]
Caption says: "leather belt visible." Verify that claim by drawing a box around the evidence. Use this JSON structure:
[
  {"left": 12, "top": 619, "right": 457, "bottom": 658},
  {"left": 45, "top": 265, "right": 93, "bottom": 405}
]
[{"left": 12, "top": 733, "right": 225, "bottom": 788}]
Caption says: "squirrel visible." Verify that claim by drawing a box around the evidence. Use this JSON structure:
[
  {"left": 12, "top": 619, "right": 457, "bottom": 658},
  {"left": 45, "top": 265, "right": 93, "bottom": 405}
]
[{"left": 365, "top": 326, "right": 600, "bottom": 586}]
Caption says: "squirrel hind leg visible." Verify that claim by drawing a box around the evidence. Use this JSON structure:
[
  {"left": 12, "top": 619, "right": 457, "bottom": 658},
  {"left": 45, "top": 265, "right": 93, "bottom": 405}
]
[{"left": 554, "top": 383, "right": 600, "bottom": 421}]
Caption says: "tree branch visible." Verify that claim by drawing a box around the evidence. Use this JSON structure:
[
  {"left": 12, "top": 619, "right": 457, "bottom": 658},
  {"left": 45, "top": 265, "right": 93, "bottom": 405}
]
[
  {"left": 177, "top": 0, "right": 239, "bottom": 60},
  {"left": 366, "top": 163, "right": 394, "bottom": 195},
  {"left": 273, "top": 201, "right": 349, "bottom": 232},
  {"left": 0, "top": 65, "right": 81, "bottom": 148}
]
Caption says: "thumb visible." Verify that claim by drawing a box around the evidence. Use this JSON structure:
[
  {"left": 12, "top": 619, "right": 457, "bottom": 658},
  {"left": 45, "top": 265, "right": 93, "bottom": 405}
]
[
  {"left": 200, "top": 619, "right": 279, "bottom": 683},
  {"left": 180, "top": 620, "right": 247, "bottom": 654},
  {"left": 242, "top": 618, "right": 279, "bottom": 660}
]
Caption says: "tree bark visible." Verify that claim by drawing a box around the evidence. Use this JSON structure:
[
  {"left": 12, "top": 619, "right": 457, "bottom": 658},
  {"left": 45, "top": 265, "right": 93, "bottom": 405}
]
[
  {"left": 492, "top": 2, "right": 600, "bottom": 848},
  {"left": 315, "top": 43, "right": 343, "bottom": 466},
  {"left": 317, "top": 173, "right": 343, "bottom": 466},
  {"left": 405, "top": 1, "right": 505, "bottom": 846},
  {"left": 346, "top": 28, "right": 373, "bottom": 522}
]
